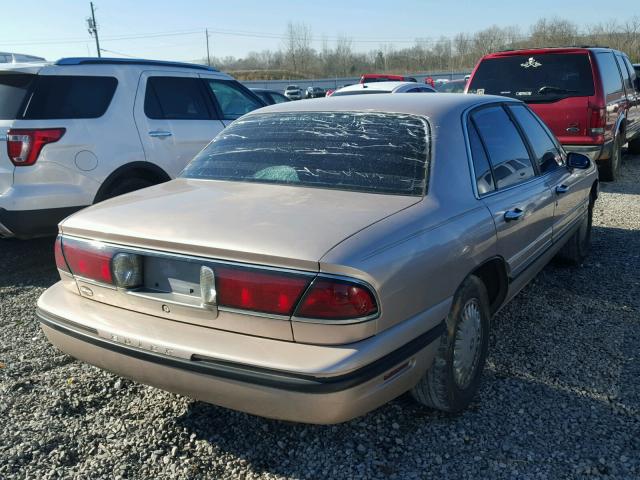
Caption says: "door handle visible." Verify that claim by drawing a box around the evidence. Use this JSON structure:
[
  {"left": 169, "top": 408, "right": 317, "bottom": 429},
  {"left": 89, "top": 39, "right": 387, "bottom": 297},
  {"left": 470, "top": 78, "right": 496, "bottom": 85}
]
[
  {"left": 555, "top": 184, "right": 570, "bottom": 194},
  {"left": 504, "top": 208, "right": 524, "bottom": 222},
  {"left": 149, "top": 130, "right": 172, "bottom": 137}
]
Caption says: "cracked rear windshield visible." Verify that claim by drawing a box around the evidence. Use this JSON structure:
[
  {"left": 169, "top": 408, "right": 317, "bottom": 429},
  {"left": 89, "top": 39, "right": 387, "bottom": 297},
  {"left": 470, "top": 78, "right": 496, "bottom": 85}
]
[
  {"left": 468, "top": 53, "right": 594, "bottom": 102},
  {"left": 182, "top": 111, "right": 430, "bottom": 196}
]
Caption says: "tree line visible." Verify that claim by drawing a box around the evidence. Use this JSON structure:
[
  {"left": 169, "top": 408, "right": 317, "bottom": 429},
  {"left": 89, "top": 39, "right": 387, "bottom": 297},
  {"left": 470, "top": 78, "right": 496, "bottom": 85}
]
[{"left": 205, "top": 17, "right": 640, "bottom": 80}]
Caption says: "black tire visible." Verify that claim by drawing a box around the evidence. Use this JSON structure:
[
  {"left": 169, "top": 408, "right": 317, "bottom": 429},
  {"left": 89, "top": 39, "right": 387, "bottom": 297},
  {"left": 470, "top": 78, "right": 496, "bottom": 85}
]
[
  {"left": 628, "top": 136, "right": 640, "bottom": 155},
  {"left": 555, "top": 193, "right": 594, "bottom": 265},
  {"left": 410, "top": 275, "right": 491, "bottom": 412},
  {"left": 96, "top": 177, "right": 155, "bottom": 202},
  {"left": 599, "top": 135, "right": 621, "bottom": 182}
]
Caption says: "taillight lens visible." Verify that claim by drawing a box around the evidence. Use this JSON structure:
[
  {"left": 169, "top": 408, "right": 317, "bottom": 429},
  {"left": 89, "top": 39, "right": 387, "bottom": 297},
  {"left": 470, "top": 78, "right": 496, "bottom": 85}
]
[
  {"left": 54, "top": 235, "right": 70, "bottom": 273},
  {"left": 588, "top": 105, "right": 606, "bottom": 137},
  {"left": 7, "top": 128, "right": 65, "bottom": 166},
  {"left": 61, "top": 238, "right": 114, "bottom": 285},
  {"left": 295, "top": 278, "right": 378, "bottom": 320},
  {"left": 216, "top": 266, "right": 310, "bottom": 316}
]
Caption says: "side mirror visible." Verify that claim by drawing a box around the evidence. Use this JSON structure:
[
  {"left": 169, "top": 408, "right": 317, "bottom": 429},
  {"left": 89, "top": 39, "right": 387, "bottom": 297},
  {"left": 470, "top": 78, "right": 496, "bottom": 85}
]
[{"left": 566, "top": 152, "right": 591, "bottom": 169}]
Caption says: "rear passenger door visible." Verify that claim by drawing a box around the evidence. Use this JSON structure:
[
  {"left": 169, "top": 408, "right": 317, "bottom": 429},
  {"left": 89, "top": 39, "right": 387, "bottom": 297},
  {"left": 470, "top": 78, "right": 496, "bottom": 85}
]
[
  {"left": 469, "top": 104, "right": 555, "bottom": 279},
  {"left": 133, "top": 72, "right": 224, "bottom": 177},
  {"left": 508, "top": 104, "right": 588, "bottom": 242},
  {"left": 618, "top": 55, "right": 640, "bottom": 140}
]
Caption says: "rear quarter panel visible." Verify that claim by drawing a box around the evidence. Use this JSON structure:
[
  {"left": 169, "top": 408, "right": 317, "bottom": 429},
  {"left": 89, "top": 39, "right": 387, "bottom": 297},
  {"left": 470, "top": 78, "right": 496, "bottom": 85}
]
[{"left": 320, "top": 112, "right": 497, "bottom": 335}]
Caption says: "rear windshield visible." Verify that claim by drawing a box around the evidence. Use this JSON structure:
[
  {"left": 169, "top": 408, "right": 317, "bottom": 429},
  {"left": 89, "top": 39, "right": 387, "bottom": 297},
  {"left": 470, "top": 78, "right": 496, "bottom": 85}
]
[
  {"left": 0, "top": 73, "right": 34, "bottom": 120},
  {"left": 468, "top": 53, "right": 594, "bottom": 102},
  {"left": 21, "top": 75, "right": 118, "bottom": 119},
  {"left": 182, "top": 111, "right": 429, "bottom": 196}
]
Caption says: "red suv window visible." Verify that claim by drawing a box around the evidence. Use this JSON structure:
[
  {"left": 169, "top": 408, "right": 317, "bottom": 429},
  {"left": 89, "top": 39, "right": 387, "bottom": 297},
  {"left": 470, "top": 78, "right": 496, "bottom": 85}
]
[{"left": 468, "top": 53, "right": 594, "bottom": 102}]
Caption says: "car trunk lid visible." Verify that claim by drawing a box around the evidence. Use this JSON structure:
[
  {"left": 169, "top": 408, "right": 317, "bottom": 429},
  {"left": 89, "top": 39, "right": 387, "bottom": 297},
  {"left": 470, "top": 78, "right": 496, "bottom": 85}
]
[{"left": 61, "top": 178, "right": 421, "bottom": 270}]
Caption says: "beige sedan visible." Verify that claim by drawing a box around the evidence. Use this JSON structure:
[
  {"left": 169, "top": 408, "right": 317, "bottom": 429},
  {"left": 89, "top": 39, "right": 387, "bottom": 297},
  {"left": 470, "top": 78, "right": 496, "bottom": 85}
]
[{"left": 38, "top": 94, "right": 598, "bottom": 424}]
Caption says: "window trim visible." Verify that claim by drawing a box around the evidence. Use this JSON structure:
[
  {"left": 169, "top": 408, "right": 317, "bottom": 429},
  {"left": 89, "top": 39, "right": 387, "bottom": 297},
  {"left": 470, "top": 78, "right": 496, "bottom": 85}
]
[
  {"left": 463, "top": 102, "right": 541, "bottom": 198},
  {"left": 143, "top": 75, "right": 216, "bottom": 121}
]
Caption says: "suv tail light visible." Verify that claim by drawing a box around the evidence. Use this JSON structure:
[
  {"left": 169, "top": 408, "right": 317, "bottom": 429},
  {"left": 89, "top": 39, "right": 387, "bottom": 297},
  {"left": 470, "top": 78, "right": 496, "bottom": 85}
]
[
  {"left": 7, "top": 128, "right": 65, "bottom": 166},
  {"left": 294, "top": 278, "right": 378, "bottom": 320},
  {"left": 588, "top": 105, "right": 606, "bottom": 138}
]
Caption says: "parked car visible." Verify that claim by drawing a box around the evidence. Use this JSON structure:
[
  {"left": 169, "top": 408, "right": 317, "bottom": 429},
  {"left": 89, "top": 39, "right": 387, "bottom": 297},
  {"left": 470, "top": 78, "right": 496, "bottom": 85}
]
[
  {"left": 360, "top": 74, "right": 417, "bottom": 84},
  {"left": 331, "top": 81, "right": 436, "bottom": 96},
  {"left": 250, "top": 88, "right": 290, "bottom": 105},
  {"left": 38, "top": 94, "right": 598, "bottom": 424},
  {"left": 305, "top": 86, "right": 325, "bottom": 98},
  {"left": 436, "top": 78, "right": 467, "bottom": 93},
  {"left": 284, "top": 85, "right": 303, "bottom": 100},
  {"left": 0, "top": 57, "right": 265, "bottom": 239},
  {"left": 0, "top": 51, "right": 46, "bottom": 63},
  {"left": 467, "top": 47, "right": 640, "bottom": 181}
]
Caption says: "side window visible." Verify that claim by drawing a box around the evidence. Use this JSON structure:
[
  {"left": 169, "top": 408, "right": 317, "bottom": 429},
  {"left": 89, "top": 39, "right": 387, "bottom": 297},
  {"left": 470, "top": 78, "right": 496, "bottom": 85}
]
[
  {"left": 509, "top": 104, "right": 563, "bottom": 174},
  {"left": 472, "top": 106, "right": 535, "bottom": 189},
  {"left": 623, "top": 57, "right": 637, "bottom": 86},
  {"left": 615, "top": 55, "right": 633, "bottom": 92},
  {"left": 23, "top": 75, "right": 117, "bottom": 119},
  {"left": 144, "top": 77, "right": 211, "bottom": 120},
  {"left": 270, "top": 92, "right": 289, "bottom": 104},
  {"left": 205, "top": 80, "right": 263, "bottom": 120},
  {"left": 597, "top": 52, "right": 623, "bottom": 96},
  {"left": 467, "top": 120, "right": 495, "bottom": 195}
]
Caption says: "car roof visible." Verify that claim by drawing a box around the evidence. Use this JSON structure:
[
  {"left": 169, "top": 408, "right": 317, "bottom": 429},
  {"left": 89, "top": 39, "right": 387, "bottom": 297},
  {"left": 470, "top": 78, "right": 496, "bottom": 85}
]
[
  {"left": 0, "top": 62, "right": 49, "bottom": 74},
  {"left": 55, "top": 57, "right": 219, "bottom": 72},
  {"left": 248, "top": 93, "right": 514, "bottom": 122},
  {"left": 334, "top": 81, "right": 417, "bottom": 93},
  {"left": 482, "top": 46, "right": 622, "bottom": 59}
]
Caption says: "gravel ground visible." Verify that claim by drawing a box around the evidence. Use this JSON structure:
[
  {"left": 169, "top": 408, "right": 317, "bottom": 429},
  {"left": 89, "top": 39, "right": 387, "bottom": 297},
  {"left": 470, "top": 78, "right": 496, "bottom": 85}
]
[{"left": 1, "top": 153, "right": 639, "bottom": 480}]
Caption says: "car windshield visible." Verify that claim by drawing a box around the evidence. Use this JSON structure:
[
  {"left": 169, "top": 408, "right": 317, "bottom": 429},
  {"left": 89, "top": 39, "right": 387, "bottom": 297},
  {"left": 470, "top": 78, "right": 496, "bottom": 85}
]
[
  {"left": 468, "top": 53, "right": 594, "bottom": 102},
  {"left": 182, "top": 111, "right": 429, "bottom": 196},
  {"left": 0, "top": 73, "right": 34, "bottom": 119},
  {"left": 437, "top": 81, "right": 466, "bottom": 93}
]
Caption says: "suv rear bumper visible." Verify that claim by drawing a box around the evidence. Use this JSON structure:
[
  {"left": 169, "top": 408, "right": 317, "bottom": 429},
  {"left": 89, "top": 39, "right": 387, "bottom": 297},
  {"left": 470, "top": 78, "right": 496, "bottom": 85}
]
[
  {"left": 563, "top": 139, "right": 613, "bottom": 163},
  {"left": 0, "top": 206, "right": 85, "bottom": 238},
  {"left": 37, "top": 282, "right": 444, "bottom": 424}
]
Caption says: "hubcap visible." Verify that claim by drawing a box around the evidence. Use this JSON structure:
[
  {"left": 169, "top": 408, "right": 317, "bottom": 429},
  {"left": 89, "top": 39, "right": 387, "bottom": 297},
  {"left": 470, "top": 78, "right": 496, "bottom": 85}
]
[{"left": 453, "top": 299, "right": 483, "bottom": 389}]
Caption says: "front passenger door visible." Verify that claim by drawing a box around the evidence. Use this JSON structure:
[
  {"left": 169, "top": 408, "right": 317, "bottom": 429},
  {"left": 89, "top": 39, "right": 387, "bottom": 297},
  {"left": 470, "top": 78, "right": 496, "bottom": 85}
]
[
  {"left": 508, "top": 104, "right": 588, "bottom": 242},
  {"left": 469, "top": 105, "right": 555, "bottom": 279}
]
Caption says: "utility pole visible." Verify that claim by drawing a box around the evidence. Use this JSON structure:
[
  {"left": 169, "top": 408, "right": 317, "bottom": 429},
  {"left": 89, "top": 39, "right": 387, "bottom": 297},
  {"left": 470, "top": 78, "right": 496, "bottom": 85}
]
[
  {"left": 87, "top": 2, "right": 101, "bottom": 57},
  {"left": 205, "top": 29, "right": 211, "bottom": 66}
]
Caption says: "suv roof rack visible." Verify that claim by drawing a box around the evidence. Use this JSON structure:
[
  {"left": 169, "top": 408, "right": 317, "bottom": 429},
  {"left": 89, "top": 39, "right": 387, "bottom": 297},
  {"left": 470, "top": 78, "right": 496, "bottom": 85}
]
[{"left": 55, "top": 57, "right": 218, "bottom": 72}]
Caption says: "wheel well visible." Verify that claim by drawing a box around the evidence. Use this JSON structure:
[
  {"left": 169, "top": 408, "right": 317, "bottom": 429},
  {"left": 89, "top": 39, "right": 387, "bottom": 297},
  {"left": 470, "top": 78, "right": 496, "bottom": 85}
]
[
  {"left": 94, "top": 162, "right": 171, "bottom": 203},
  {"left": 471, "top": 258, "right": 508, "bottom": 314}
]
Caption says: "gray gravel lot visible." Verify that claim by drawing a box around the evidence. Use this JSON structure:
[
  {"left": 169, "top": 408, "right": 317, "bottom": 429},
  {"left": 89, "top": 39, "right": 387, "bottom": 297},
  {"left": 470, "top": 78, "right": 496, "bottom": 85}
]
[{"left": 1, "top": 154, "right": 639, "bottom": 479}]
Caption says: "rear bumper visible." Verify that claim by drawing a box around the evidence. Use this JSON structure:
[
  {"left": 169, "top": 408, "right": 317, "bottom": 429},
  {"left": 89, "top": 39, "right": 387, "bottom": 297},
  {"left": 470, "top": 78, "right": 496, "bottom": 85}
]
[
  {"left": 0, "top": 206, "right": 85, "bottom": 238},
  {"left": 563, "top": 140, "right": 613, "bottom": 163},
  {"left": 37, "top": 283, "right": 443, "bottom": 424}
]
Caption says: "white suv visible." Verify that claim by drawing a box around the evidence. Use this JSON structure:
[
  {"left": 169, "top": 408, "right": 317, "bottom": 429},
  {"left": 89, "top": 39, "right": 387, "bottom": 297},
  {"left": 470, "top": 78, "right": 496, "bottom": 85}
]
[{"left": 0, "top": 57, "right": 264, "bottom": 238}]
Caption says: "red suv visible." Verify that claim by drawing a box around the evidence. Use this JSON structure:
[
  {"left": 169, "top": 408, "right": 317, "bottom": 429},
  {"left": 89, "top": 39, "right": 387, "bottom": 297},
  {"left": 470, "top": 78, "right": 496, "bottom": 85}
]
[{"left": 467, "top": 47, "right": 640, "bottom": 181}]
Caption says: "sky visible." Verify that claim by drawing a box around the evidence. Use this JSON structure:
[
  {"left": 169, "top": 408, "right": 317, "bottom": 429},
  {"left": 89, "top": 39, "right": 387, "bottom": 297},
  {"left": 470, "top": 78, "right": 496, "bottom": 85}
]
[{"left": 1, "top": 0, "right": 639, "bottom": 62}]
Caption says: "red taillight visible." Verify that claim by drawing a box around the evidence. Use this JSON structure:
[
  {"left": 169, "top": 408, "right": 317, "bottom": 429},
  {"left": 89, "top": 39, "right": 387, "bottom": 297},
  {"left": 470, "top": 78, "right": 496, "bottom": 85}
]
[
  {"left": 61, "top": 238, "right": 114, "bottom": 284},
  {"left": 295, "top": 278, "right": 378, "bottom": 320},
  {"left": 54, "top": 235, "right": 69, "bottom": 273},
  {"left": 7, "top": 128, "right": 65, "bottom": 166},
  {"left": 588, "top": 105, "right": 606, "bottom": 137},
  {"left": 215, "top": 266, "right": 310, "bottom": 316}
]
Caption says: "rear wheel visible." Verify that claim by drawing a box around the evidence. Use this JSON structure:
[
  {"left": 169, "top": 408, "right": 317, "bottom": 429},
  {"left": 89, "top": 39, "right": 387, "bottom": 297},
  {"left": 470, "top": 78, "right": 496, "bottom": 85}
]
[
  {"left": 599, "top": 136, "right": 621, "bottom": 182},
  {"left": 410, "top": 275, "right": 490, "bottom": 412},
  {"left": 96, "top": 177, "right": 155, "bottom": 202}
]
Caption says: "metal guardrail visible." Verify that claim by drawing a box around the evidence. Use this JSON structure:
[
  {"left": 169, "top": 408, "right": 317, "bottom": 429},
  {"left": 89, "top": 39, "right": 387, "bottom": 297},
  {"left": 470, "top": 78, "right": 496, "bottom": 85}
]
[{"left": 242, "top": 71, "right": 471, "bottom": 93}]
